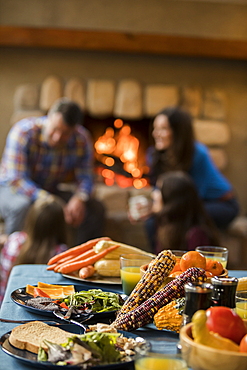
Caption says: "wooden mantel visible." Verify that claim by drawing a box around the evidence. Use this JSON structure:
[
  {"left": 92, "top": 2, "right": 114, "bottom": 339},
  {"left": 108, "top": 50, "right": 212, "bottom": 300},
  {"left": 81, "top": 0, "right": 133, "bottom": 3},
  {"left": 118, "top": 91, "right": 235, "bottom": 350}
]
[{"left": 1, "top": 25, "right": 247, "bottom": 61}]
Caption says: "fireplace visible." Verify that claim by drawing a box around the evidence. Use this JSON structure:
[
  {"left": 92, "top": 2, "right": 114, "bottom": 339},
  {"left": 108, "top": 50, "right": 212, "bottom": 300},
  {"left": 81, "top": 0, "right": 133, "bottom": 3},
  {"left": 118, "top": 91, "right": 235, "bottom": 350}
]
[{"left": 83, "top": 114, "right": 153, "bottom": 189}]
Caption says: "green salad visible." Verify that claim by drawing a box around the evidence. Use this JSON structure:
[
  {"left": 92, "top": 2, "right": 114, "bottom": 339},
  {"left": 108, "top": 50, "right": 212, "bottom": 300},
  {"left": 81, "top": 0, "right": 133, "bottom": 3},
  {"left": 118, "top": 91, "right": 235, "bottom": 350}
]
[
  {"left": 58, "top": 289, "right": 124, "bottom": 314},
  {"left": 38, "top": 332, "right": 121, "bottom": 366},
  {"left": 38, "top": 331, "right": 145, "bottom": 367}
]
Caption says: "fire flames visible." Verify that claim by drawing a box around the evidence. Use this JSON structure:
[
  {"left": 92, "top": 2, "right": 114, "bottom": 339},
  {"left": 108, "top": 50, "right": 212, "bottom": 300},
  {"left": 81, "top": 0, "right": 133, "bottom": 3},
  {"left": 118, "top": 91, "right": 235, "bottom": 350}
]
[{"left": 94, "top": 119, "right": 149, "bottom": 189}]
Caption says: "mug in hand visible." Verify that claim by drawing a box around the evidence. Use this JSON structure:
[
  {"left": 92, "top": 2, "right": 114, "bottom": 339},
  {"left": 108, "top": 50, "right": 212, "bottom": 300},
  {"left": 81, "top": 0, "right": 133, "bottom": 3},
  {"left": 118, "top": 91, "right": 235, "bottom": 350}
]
[{"left": 128, "top": 195, "right": 151, "bottom": 221}]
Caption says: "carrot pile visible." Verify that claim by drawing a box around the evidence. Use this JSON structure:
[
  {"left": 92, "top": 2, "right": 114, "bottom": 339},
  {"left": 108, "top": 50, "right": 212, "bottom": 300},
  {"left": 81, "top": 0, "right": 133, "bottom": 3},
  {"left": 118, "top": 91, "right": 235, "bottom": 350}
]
[{"left": 47, "top": 237, "right": 119, "bottom": 276}]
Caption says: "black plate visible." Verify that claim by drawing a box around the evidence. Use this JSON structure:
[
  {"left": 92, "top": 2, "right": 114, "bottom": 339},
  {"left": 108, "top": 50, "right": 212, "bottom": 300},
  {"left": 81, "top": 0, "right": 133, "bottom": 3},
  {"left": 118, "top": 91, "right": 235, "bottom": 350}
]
[
  {"left": 11, "top": 284, "right": 124, "bottom": 319},
  {"left": 0, "top": 324, "right": 149, "bottom": 369}
]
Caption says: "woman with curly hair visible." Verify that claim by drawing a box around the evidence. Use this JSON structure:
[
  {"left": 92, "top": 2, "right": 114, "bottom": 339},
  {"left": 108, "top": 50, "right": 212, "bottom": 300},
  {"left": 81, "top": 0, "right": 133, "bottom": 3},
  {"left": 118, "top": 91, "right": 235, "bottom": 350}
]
[{"left": 145, "top": 106, "right": 239, "bottom": 251}]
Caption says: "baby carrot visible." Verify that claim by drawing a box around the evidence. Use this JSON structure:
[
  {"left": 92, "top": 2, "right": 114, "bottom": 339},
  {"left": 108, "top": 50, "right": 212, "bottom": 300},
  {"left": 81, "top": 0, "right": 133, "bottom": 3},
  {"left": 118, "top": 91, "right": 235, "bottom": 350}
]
[
  {"left": 54, "top": 249, "right": 96, "bottom": 272},
  {"left": 47, "top": 255, "right": 74, "bottom": 271},
  {"left": 47, "top": 263, "right": 58, "bottom": 271},
  {"left": 59, "top": 244, "right": 120, "bottom": 274},
  {"left": 79, "top": 265, "right": 95, "bottom": 279},
  {"left": 63, "top": 248, "right": 96, "bottom": 264},
  {"left": 47, "top": 247, "right": 87, "bottom": 266},
  {"left": 47, "top": 236, "right": 111, "bottom": 265}
]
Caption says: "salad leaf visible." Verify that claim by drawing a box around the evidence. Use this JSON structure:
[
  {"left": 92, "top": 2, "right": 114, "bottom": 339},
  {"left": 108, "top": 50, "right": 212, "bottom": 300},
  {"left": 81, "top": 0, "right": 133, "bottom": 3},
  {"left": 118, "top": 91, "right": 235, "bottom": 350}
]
[
  {"left": 38, "top": 346, "right": 47, "bottom": 362},
  {"left": 43, "top": 339, "right": 72, "bottom": 364}
]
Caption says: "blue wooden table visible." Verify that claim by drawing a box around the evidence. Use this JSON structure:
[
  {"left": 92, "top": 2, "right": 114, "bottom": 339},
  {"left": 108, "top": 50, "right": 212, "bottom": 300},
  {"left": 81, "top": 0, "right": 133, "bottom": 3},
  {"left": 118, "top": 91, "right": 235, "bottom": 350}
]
[{"left": 0, "top": 265, "right": 245, "bottom": 369}]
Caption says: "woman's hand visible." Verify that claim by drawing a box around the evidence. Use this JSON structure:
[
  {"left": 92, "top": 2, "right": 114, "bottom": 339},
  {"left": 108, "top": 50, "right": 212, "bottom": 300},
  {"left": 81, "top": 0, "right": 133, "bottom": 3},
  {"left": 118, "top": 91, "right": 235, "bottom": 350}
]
[{"left": 128, "top": 195, "right": 152, "bottom": 223}]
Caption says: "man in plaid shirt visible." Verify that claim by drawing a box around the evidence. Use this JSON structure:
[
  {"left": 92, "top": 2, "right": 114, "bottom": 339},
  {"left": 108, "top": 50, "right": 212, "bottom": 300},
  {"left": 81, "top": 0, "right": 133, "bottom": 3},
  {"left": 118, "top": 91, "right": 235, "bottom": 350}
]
[{"left": 0, "top": 98, "right": 105, "bottom": 245}]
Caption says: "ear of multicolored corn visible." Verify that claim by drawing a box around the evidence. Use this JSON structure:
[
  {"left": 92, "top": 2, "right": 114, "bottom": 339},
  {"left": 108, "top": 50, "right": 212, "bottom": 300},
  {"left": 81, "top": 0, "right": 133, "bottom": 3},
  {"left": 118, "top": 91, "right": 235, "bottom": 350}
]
[
  {"left": 113, "top": 267, "right": 206, "bottom": 331},
  {"left": 118, "top": 250, "right": 176, "bottom": 317}
]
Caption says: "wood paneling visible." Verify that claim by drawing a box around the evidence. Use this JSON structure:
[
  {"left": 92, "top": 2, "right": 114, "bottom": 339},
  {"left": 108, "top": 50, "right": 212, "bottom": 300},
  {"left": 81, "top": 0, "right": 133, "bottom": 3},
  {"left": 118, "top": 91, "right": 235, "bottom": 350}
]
[{"left": 1, "top": 25, "right": 247, "bottom": 60}]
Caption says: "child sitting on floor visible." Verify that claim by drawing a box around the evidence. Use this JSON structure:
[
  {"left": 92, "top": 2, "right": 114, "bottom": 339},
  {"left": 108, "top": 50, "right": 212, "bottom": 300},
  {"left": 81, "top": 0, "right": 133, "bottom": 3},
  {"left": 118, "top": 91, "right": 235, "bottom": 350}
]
[
  {"left": 0, "top": 195, "right": 69, "bottom": 305},
  {"left": 152, "top": 171, "right": 219, "bottom": 254}
]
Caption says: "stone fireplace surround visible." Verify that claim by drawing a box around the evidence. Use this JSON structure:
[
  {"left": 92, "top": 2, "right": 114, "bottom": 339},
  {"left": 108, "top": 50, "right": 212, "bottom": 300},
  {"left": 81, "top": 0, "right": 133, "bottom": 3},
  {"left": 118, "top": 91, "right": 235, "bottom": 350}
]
[{"left": 8, "top": 74, "right": 247, "bottom": 269}]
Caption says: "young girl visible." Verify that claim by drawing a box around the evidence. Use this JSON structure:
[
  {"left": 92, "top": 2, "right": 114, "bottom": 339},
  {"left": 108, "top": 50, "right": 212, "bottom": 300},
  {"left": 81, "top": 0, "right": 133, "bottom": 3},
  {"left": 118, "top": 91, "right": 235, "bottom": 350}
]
[
  {"left": 152, "top": 171, "right": 219, "bottom": 254},
  {"left": 0, "top": 195, "right": 68, "bottom": 305}
]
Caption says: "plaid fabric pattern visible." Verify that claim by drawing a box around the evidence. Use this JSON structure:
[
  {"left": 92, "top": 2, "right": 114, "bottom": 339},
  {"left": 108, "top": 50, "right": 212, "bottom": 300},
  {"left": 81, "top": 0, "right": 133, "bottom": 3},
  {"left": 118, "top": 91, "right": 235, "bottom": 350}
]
[
  {"left": 0, "top": 231, "right": 67, "bottom": 306},
  {"left": 0, "top": 116, "right": 94, "bottom": 201}
]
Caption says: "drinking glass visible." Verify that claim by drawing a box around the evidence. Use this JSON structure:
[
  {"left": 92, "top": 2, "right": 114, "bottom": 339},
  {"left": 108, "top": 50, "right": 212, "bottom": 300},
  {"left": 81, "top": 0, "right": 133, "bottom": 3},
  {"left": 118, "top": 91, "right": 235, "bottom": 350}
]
[
  {"left": 120, "top": 253, "right": 154, "bottom": 295},
  {"left": 236, "top": 290, "right": 247, "bottom": 319},
  {"left": 195, "top": 246, "right": 228, "bottom": 269},
  {"left": 171, "top": 250, "right": 187, "bottom": 258},
  {"left": 134, "top": 352, "right": 188, "bottom": 370}
]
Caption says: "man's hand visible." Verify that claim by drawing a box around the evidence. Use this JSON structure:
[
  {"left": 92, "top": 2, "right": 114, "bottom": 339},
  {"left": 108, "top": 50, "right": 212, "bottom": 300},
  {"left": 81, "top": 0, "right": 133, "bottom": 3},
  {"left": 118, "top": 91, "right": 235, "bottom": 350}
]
[{"left": 64, "top": 195, "right": 86, "bottom": 227}]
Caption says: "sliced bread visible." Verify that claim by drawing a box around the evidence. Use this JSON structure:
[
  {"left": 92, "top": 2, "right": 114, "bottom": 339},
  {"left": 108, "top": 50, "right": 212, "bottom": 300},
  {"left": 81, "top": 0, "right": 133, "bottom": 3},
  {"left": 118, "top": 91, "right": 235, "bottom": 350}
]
[{"left": 9, "top": 321, "right": 74, "bottom": 354}]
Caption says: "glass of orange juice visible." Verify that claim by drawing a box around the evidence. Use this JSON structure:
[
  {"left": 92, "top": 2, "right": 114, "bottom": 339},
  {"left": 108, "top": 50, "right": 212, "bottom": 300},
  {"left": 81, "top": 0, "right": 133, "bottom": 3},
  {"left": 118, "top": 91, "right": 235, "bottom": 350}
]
[
  {"left": 120, "top": 253, "right": 154, "bottom": 295},
  {"left": 135, "top": 352, "right": 188, "bottom": 370},
  {"left": 195, "top": 246, "right": 228, "bottom": 269}
]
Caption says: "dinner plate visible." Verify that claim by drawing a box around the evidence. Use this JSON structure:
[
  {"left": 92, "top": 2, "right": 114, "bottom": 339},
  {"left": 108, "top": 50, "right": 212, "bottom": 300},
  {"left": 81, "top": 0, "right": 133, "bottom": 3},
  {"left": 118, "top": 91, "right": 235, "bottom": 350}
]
[
  {"left": 0, "top": 325, "right": 150, "bottom": 369},
  {"left": 11, "top": 284, "right": 123, "bottom": 319},
  {"left": 62, "top": 271, "right": 122, "bottom": 285}
]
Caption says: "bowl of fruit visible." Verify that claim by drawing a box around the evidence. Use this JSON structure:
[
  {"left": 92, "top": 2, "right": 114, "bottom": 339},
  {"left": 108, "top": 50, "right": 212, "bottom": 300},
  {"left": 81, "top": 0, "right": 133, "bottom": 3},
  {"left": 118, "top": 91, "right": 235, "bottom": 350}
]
[
  {"left": 140, "top": 250, "right": 228, "bottom": 283},
  {"left": 179, "top": 306, "right": 247, "bottom": 370}
]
